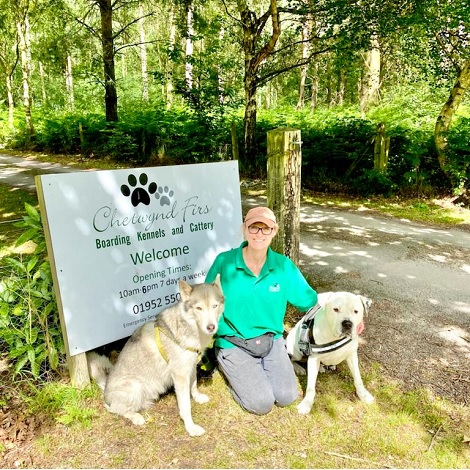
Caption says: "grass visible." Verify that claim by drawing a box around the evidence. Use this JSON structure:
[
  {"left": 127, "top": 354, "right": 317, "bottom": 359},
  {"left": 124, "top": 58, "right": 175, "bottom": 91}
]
[{"left": 20, "top": 369, "right": 470, "bottom": 468}]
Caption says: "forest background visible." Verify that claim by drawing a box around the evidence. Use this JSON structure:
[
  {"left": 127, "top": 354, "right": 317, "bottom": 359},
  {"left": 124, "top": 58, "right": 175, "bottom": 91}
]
[{"left": 0, "top": 0, "right": 469, "bottom": 201}]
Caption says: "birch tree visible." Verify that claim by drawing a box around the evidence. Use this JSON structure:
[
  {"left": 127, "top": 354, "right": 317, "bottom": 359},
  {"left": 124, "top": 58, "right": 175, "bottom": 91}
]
[
  {"left": 0, "top": 2, "right": 18, "bottom": 129},
  {"left": 11, "top": 0, "right": 34, "bottom": 143}
]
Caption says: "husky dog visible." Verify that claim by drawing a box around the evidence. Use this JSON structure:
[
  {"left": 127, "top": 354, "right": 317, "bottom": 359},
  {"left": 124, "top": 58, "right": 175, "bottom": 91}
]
[
  {"left": 286, "top": 291, "right": 373, "bottom": 414},
  {"left": 87, "top": 276, "right": 224, "bottom": 436}
]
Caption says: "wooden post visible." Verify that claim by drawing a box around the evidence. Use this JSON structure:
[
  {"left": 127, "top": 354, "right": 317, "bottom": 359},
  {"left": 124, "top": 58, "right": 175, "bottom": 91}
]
[
  {"left": 266, "top": 128, "right": 302, "bottom": 264},
  {"left": 67, "top": 353, "right": 91, "bottom": 389}
]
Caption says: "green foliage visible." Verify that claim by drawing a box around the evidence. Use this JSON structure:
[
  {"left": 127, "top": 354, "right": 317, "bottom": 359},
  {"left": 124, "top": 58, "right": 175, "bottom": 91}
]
[
  {"left": 447, "top": 116, "right": 470, "bottom": 191},
  {"left": 1, "top": 86, "right": 468, "bottom": 197},
  {"left": 349, "top": 169, "right": 397, "bottom": 196},
  {"left": 24, "top": 381, "right": 99, "bottom": 427},
  {"left": 24, "top": 106, "right": 233, "bottom": 165},
  {"left": 0, "top": 203, "right": 64, "bottom": 379}
]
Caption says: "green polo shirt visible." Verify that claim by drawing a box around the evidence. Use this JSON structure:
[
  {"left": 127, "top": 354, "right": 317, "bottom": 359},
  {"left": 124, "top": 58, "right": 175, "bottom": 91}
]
[{"left": 205, "top": 241, "right": 318, "bottom": 349}]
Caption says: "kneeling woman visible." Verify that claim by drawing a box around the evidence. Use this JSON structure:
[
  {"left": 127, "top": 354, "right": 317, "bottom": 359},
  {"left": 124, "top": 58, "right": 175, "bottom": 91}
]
[{"left": 205, "top": 206, "right": 318, "bottom": 414}]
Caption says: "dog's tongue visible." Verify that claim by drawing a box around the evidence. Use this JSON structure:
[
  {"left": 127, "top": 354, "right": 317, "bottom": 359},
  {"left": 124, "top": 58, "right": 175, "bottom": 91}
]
[{"left": 357, "top": 320, "right": 365, "bottom": 335}]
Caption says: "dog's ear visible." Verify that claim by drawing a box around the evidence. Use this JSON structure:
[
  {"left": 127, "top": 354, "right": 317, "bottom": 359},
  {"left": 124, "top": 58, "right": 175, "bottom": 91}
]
[
  {"left": 211, "top": 273, "right": 222, "bottom": 291},
  {"left": 360, "top": 296, "right": 372, "bottom": 316},
  {"left": 179, "top": 279, "right": 193, "bottom": 300}
]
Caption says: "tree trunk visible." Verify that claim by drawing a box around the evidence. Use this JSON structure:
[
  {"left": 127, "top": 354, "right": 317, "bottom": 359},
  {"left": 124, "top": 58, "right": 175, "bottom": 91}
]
[
  {"left": 434, "top": 59, "right": 470, "bottom": 186},
  {"left": 166, "top": 6, "right": 176, "bottom": 109},
  {"left": 296, "top": 15, "right": 311, "bottom": 109},
  {"left": 238, "top": 0, "right": 281, "bottom": 170},
  {"left": 139, "top": 4, "right": 149, "bottom": 103},
  {"left": 360, "top": 31, "right": 381, "bottom": 115},
  {"left": 310, "top": 61, "right": 318, "bottom": 111},
  {"left": 337, "top": 69, "right": 346, "bottom": 106},
  {"left": 243, "top": 77, "right": 257, "bottom": 170},
  {"left": 185, "top": 1, "right": 194, "bottom": 91},
  {"left": 97, "top": 0, "right": 118, "bottom": 122},
  {"left": 39, "top": 61, "right": 47, "bottom": 105},
  {"left": 65, "top": 54, "right": 74, "bottom": 109},
  {"left": 6, "top": 71, "right": 15, "bottom": 129},
  {"left": 15, "top": 7, "right": 34, "bottom": 144}
]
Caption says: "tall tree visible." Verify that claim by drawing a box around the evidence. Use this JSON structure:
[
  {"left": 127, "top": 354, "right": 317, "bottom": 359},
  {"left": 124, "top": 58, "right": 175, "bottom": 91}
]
[
  {"left": 74, "top": 0, "right": 156, "bottom": 121},
  {"left": 296, "top": 9, "right": 313, "bottom": 109},
  {"left": 428, "top": 3, "right": 470, "bottom": 197},
  {"left": 184, "top": 0, "right": 194, "bottom": 91},
  {"left": 223, "top": 0, "right": 280, "bottom": 168},
  {"left": 138, "top": 2, "right": 149, "bottom": 102},
  {"left": 11, "top": 0, "right": 34, "bottom": 143},
  {"left": 0, "top": 1, "right": 19, "bottom": 129},
  {"left": 360, "top": 28, "right": 381, "bottom": 114},
  {"left": 95, "top": 0, "right": 118, "bottom": 121}
]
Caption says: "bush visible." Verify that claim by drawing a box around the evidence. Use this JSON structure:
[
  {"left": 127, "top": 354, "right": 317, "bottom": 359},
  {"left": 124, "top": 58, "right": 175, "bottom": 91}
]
[
  {"left": 0, "top": 204, "right": 64, "bottom": 379},
  {"left": 349, "top": 169, "right": 397, "bottom": 197}
]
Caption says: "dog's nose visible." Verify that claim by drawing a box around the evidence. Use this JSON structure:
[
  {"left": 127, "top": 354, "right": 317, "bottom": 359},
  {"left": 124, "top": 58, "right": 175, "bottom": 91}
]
[
  {"left": 342, "top": 320, "right": 353, "bottom": 332},
  {"left": 207, "top": 324, "right": 216, "bottom": 333}
]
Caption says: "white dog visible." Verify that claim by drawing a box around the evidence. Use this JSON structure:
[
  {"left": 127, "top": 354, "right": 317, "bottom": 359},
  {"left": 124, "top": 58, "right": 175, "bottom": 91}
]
[{"left": 286, "top": 291, "right": 374, "bottom": 414}]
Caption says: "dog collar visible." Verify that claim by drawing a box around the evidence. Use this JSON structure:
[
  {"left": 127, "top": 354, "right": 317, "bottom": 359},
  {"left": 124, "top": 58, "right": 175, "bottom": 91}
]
[
  {"left": 154, "top": 326, "right": 201, "bottom": 363},
  {"left": 298, "top": 304, "right": 352, "bottom": 357}
]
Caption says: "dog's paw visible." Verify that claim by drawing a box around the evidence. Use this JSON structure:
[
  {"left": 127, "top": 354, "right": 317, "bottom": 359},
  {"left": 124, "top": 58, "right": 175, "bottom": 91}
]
[
  {"left": 297, "top": 400, "right": 313, "bottom": 415},
  {"left": 292, "top": 362, "right": 307, "bottom": 376},
  {"left": 193, "top": 392, "right": 209, "bottom": 404},
  {"left": 186, "top": 423, "right": 206, "bottom": 437},
  {"left": 357, "top": 389, "right": 374, "bottom": 404},
  {"left": 127, "top": 412, "right": 146, "bottom": 425}
]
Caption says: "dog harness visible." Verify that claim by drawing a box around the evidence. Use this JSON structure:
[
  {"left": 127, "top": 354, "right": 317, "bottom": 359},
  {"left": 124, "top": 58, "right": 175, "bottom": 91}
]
[
  {"left": 298, "top": 304, "right": 352, "bottom": 357},
  {"left": 154, "top": 326, "right": 201, "bottom": 363}
]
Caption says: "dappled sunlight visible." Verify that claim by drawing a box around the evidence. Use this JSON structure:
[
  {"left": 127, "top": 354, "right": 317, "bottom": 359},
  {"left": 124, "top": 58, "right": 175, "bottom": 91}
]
[
  {"left": 452, "top": 300, "right": 470, "bottom": 314},
  {"left": 428, "top": 254, "right": 447, "bottom": 263},
  {"left": 461, "top": 264, "right": 470, "bottom": 274},
  {"left": 438, "top": 325, "right": 470, "bottom": 358},
  {"left": 348, "top": 250, "right": 372, "bottom": 258},
  {"left": 334, "top": 266, "right": 349, "bottom": 274},
  {"left": 299, "top": 243, "right": 332, "bottom": 259}
]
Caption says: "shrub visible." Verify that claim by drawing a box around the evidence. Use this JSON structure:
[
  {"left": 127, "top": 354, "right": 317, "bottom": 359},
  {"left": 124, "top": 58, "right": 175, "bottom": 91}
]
[
  {"left": 349, "top": 169, "right": 397, "bottom": 196},
  {"left": 0, "top": 204, "right": 64, "bottom": 379}
]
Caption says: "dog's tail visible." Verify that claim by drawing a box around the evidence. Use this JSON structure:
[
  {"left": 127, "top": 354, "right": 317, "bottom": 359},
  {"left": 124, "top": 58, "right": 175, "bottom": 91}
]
[{"left": 86, "top": 351, "right": 113, "bottom": 390}]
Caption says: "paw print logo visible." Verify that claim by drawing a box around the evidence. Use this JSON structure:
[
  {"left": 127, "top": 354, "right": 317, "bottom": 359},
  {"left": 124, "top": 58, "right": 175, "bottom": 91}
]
[
  {"left": 155, "top": 186, "right": 174, "bottom": 206},
  {"left": 121, "top": 173, "right": 157, "bottom": 207}
]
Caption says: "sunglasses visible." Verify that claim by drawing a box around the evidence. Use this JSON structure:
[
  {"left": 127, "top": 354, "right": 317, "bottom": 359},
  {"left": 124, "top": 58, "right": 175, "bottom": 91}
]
[{"left": 247, "top": 225, "right": 274, "bottom": 235}]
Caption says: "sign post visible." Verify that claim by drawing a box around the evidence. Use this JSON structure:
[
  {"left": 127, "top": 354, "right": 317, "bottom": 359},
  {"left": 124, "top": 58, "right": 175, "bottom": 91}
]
[{"left": 36, "top": 161, "right": 242, "bottom": 387}]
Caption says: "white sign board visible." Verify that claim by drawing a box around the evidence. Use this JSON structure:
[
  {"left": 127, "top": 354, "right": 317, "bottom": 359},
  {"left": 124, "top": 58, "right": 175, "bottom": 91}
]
[{"left": 37, "top": 161, "right": 242, "bottom": 356}]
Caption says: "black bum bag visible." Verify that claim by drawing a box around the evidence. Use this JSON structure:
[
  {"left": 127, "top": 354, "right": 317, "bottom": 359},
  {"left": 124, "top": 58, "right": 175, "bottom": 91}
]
[{"left": 223, "top": 332, "right": 274, "bottom": 358}]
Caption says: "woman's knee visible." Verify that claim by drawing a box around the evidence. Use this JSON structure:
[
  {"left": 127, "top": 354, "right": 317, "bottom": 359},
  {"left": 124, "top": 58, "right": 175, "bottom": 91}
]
[
  {"left": 274, "top": 385, "right": 298, "bottom": 407},
  {"left": 240, "top": 393, "right": 275, "bottom": 415}
]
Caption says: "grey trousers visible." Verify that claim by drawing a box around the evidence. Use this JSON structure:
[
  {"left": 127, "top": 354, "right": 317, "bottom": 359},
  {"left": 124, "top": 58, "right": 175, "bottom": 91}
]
[{"left": 216, "top": 337, "right": 299, "bottom": 415}]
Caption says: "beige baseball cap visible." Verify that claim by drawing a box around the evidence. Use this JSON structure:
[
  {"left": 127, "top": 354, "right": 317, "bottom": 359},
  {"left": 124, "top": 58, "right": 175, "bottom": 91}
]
[{"left": 244, "top": 206, "right": 277, "bottom": 228}]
